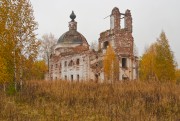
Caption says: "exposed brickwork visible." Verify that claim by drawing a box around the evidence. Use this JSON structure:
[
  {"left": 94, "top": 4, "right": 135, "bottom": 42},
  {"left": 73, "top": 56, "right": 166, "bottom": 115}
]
[{"left": 97, "top": 7, "right": 137, "bottom": 81}]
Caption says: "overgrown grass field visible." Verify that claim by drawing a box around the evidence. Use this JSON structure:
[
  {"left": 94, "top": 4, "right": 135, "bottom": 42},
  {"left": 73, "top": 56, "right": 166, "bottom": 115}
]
[{"left": 0, "top": 81, "right": 180, "bottom": 121}]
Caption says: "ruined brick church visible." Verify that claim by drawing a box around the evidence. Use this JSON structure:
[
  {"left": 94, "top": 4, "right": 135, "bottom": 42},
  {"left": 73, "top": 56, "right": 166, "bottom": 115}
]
[{"left": 49, "top": 7, "right": 138, "bottom": 82}]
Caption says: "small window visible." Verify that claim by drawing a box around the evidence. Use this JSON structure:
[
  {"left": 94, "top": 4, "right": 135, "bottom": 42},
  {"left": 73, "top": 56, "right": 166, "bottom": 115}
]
[
  {"left": 103, "top": 41, "right": 109, "bottom": 49},
  {"left": 77, "top": 75, "right": 79, "bottom": 82},
  {"left": 76, "top": 59, "right": 80, "bottom": 65},
  {"left": 56, "top": 64, "right": 58, "bottom": 68},
  {"left": 95, "top": 74, "right": 99, "bottom": 83},
  {"left": 55, "top": 77, "right": 57, "bottom": 80},
  {"left": 122, "top": 58, "right": 127, "bottom": 68},
  {"left": 96, "top": 63, "right": 98, "bottom": 67},
  {"left": 59, "top": 67, "right": 61, "bottom": 73},
  {"left": 71, "top": 75, "right": 73, "bottom": 82},
  {"left": 65, "top": 61, "right": 67, "bottom": 67},
  {"left": 65, "top": 75, "right": 67, "bottom": 80},
  {"left": 69, "top": 60, "right": 74, "bottom": 66},
  {"left": 51, "top": 65, "right": 53, "bottom": 69}
]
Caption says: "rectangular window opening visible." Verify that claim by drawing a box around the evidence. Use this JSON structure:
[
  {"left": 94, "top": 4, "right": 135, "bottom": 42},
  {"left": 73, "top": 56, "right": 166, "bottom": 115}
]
[
  {"left": 103, "top": 41, "right": 109, "bottom": 49},
  {"left": 71, "top": 75, "right": 73, "bottom": 82},
  {"left": 77, "top": 75, "right": 79, "bottom": 82},
  {"left": 122, "top": 58, "right": 127, "bottom": 68},
  {"left": 76, "top": 59, "right": 80, "bottom": 65},
  {"left": 65, "top": 61, "right": 67, "bottom": 67}
]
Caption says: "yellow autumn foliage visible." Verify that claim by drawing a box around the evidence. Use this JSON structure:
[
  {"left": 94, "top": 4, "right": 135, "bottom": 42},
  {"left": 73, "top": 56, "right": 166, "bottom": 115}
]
[
  {"left": 139, "top": 31, "right": 176, "bottom": 82},
  {"left": 0, "top": 0, "right": 44, "bottom": 83},
  {"left": 103, "top": 44, "right": 119, "bottom": 82}
]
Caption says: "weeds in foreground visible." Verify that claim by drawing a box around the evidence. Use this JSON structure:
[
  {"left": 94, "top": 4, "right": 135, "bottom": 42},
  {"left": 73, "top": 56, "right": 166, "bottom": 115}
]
[{"left": 0, "top": 80, "right": 179, "bottom": 121}]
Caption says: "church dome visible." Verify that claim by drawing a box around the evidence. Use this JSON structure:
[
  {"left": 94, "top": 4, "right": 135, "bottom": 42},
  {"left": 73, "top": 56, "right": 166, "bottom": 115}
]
[
  {"left": 57, "top": 30, "right": 87, "bottom": 44},
  {"left": 57, "top": 11, "right": 88, "bottom": 46}
]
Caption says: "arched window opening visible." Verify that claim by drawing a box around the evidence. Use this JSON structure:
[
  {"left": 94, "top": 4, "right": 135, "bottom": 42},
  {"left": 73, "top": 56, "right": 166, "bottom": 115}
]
[
  {"left": 122, "top": 58, "right": 127, "bottom": 68},
  {"left": 103, "top": 41, "right": 109, "bottom": 49},
  {"left": 60, "top": 63, "right": 61, "bottom": 68},
  {"left": 71, "top": 75, "right": 73, "bottom": 82},
  {"left": 77, "top": 75, "right": 79, "bottom": 82},
  {"left": 76, "top": 59, "right": 80, "bottom": 65},
  {"left": 65, "top": 75, "right": 67, "bottom": 80},
  {"left": 95, "top": 74, "right": 99, "bottom": 83},
  {"left": 69, "top": 60, "right": 74, "bottom": 66},
  {"left": 64, "top": 61, "right": 67, "bottom": 67}
]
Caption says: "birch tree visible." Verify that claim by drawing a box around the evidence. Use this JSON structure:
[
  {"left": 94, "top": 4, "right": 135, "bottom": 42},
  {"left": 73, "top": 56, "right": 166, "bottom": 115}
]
[
  {"left": 39, "top": 33, "right": 57, "bottom": 64},
  {"left": 0, "top": 0, "right": 39, "bottom": 87}
]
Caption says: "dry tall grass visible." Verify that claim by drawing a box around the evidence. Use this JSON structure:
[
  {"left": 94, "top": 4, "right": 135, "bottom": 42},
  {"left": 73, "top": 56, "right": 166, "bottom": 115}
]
[{"left": 0, "top": 80, "right": 179, "bottom": 121}]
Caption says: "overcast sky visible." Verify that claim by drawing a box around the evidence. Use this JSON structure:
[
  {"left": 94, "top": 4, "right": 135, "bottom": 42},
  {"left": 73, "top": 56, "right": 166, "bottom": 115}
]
[{"left": 31, "top": 0, "right": 180, "bottom": 67}]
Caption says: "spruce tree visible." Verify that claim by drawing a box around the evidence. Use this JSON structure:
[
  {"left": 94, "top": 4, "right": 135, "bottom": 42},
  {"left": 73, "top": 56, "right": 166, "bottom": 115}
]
[{"left": 155, "top": 31, "right": 176, "bottom": 81}]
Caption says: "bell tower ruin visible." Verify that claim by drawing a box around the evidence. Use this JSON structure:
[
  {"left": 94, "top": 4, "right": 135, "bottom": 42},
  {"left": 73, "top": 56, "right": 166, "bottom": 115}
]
[{"left": 98, "top": 7, "right": 138, "bottom": 81}]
